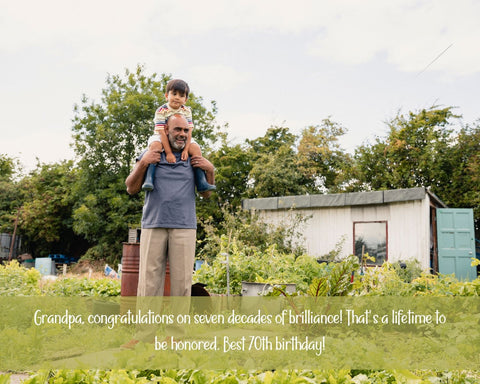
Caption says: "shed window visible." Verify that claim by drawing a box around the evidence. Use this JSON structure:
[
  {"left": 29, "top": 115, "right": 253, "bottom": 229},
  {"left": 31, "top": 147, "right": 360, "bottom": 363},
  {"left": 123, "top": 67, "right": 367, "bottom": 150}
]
[{"left": 354, "top": 221, "right": 387, "bottom": 265}]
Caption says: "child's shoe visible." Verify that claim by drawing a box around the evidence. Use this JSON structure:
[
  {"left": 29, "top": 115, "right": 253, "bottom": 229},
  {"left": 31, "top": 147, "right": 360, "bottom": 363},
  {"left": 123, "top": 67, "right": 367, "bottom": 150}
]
[
  {"left": 142, "top": 164, "right": 155, "bottom": 191},
  {"left": 194, "top": 167, "right": 216, "bottom": 193}
]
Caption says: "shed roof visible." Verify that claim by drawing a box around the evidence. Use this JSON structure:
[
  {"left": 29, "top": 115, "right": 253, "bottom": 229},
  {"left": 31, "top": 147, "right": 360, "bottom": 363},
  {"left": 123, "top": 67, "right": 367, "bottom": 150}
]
[{"left": 242, "top": 187, "right": 447, "bottom": 211}]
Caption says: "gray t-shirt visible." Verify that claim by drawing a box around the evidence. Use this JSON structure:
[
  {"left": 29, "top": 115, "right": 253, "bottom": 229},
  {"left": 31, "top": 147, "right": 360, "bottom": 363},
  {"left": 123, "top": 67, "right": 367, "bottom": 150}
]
[{"left": 139, "top": 151, "right": 197, "bottom": 229}]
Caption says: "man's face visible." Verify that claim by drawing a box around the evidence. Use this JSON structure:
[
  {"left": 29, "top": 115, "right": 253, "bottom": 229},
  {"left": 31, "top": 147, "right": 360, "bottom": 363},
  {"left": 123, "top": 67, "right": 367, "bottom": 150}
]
[{"left": 166, "top": 115, "right": 189, "bottom": 151}]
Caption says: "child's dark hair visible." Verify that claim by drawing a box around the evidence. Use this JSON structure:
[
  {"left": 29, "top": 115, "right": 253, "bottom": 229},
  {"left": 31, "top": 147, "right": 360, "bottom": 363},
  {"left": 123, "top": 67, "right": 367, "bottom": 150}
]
[{"left": 166, "top": 79, "right": 190, "bottom": 98}]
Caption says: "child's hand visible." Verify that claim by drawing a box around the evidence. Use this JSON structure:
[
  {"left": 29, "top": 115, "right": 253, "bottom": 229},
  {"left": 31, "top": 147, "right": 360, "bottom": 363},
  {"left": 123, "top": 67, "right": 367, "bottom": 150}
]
[
  {"left": 166, "top": 153, "right": 177, "bottom": 163},
  {"left": 181, "top": 149, "right": 189, "bottom": 161}
]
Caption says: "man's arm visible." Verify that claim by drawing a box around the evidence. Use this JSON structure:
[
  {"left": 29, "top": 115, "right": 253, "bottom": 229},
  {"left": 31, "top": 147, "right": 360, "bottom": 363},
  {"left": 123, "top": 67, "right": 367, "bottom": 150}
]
[
  {"left": 125, "top": 150, "right": 162, "bottom": 195},
  {"left": 191, "top": 155, "right": 215, "bottom": 198}
]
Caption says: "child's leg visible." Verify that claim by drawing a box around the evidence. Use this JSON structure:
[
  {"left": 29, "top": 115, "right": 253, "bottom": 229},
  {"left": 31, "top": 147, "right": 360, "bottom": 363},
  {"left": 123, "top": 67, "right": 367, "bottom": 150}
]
[
  {"left": 159, "top": 128, "right": 176, "bottom": 163},
  {"left": 142, "top": 142, "right": 164, "bottom": 192},
  {"left": 188, "top": 143, "right": 202, "bottom": 157},
  {"left": 150, "top": 141, "right": 164, "bottom": 152},
  {"left": 189, "top": 143, "right": 216, "bottom": 193}
]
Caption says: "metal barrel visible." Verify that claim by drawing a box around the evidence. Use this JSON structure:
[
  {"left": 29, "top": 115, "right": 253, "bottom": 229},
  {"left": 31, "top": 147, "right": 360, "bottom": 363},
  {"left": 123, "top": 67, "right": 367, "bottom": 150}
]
[
  {"left": 164, "top": 262, "right": 171, "bottom": 296},
  {"left": 121, "top": 243, "right": 140, "bottom": 296},
  {"left": 120, "top": 242, "right": 171, "bottom": 297}
]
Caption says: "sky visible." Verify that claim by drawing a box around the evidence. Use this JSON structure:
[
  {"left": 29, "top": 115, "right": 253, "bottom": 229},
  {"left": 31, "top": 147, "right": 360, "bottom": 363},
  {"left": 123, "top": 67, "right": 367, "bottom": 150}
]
[{"left": 1, "top": 0, "right": 479, "bottom": 172}]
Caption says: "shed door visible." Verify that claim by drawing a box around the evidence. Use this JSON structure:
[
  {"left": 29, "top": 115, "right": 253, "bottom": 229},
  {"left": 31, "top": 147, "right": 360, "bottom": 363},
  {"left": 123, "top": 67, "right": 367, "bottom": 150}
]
[{"left": 436, "top": 208, "right": 476, "bottom": 280}]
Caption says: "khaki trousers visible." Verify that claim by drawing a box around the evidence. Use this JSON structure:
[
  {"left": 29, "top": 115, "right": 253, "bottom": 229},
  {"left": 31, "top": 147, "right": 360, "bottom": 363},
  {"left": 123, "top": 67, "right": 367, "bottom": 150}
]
[{"left": 137, "top": 228, "right": 196, "bottom": 297}]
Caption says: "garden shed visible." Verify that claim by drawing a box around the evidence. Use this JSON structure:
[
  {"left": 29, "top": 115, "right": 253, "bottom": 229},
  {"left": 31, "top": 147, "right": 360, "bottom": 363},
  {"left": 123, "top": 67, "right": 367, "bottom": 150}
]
[{"left": 242, "top": 187, "right": 478, "bottom": 280}]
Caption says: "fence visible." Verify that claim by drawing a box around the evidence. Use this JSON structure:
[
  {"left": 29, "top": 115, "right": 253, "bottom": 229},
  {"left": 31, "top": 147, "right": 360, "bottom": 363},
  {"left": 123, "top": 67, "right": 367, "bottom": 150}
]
[{"left": 0, "top": 233, "right": 22, "bottom": 260}]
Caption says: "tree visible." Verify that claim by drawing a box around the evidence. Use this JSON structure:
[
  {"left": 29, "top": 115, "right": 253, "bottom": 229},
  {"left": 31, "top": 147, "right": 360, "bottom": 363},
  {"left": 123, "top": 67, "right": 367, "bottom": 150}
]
[
  {"left": 247, "top": 126, "right": 297, "bottom": 156},
  {"left": 244, "top": 123, "right": 355, "bottom": 197},
  {"left": 354, "top": 107, "right": 458, "bottom": 191},
  {"left": 443, "top": 121, "right": 480, "bottom": 221},
  {"left": 249, "top": 144, "right": 312, "bottom": 197},
  {"left": 71, "top": 65, "right": 220, "bottom": 261},
  {"left": 0, "top": 154, "right": 21, "bottom": 181},
  {"left": 208, "top": 133, "right": 253, "bottom": 208},
  {"left": 296, "top": 118, "right": 353, "bottom": 193},
  {"left": 247, "top": 126, "right": 313, "bottom": 197},
  {"left": 0, "top": 154, "right": 22, "bottom": 233},
  {"left": 16, "top": 161, "right": 87, "bottom": 258},
  {"left": 352, "top": 106, "right": 480, "bottom": 225}
]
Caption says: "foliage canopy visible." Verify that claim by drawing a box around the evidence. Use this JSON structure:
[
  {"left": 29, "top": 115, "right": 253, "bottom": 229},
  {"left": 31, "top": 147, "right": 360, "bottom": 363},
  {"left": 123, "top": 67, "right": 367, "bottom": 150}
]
[{"left": 1, "top": 66, "right": 480, "bottom": 262}]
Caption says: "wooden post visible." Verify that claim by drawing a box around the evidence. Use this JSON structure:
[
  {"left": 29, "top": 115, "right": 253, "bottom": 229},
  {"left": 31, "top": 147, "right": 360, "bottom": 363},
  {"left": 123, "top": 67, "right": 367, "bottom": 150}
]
[
  {"left": 8, "top": 208, "right": 21, "bottom": 261},
  {"left": 431, "top": 206, "right": 439, "bottom": 274}
]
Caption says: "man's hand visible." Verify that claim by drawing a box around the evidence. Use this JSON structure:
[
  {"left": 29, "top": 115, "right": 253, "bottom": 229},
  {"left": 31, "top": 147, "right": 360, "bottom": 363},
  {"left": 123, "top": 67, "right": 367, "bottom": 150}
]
[
  {"left": 140, "top": 149, "right": 162, "bottom": 166},
  {"left": 126, "top": 150, "right": 162, "bottom": 195},
  {"left": 190, "top": 155, "right": 214, "bottom": 173}
]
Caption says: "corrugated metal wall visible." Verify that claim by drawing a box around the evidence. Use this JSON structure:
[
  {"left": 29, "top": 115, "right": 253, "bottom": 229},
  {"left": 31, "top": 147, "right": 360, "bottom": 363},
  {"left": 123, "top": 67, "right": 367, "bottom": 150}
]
[
  {"left": 258, "top": 198, "right": 430, "bottom": 269},
  {"left": 0, "top": 233, "right": 22, "bottom": 259}
]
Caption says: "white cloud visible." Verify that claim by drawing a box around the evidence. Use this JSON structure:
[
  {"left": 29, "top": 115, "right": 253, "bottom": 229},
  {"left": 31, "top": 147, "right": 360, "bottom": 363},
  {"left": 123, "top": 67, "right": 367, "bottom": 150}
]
[
  {"left": 3, "top": 0, "right": 478, "bottom": 76},
  {"left": 1, "top": 0, "right": 479, "bottom": 172},
  {"left": 0, "top": 0, "right": 160, "bottom": 70},
  {"left": 0, "top": 1, "right": 138, "bottom": 47},
  {"left": 152, "top": 0, "right": 326, "bottom": 35},
  {"left": 306, "top": 0, "right": 480, "bottom": 76},
  {"left": 72, "top": 40, "right": 171, "bottom": 76},
  {"left": 1, "top": 131, "right": 74, "bottom": 171},
  {"left": 217, "top": 110, "right": 279, "bottom": 144},
  {"left": 188, "top": 65, "right": 251, "bottom": 93}
]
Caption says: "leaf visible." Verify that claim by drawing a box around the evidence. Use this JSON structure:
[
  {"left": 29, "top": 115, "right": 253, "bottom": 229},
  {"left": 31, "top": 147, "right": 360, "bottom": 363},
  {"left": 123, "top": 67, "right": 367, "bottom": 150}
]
[{"left": 307, "top": 277, "right": 329, "bottom": 297}]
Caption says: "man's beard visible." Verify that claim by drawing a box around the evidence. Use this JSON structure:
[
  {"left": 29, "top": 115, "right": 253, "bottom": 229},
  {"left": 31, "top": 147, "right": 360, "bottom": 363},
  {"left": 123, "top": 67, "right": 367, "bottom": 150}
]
[{"left": 169, "top": 136, "right": 186, "bottom": 151}]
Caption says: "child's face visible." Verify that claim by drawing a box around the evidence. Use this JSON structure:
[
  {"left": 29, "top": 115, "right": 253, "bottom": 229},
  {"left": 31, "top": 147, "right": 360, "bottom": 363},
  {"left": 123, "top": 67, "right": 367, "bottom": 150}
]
[{"left": 165, "top": 90, "right": 188, "bottom": 109}]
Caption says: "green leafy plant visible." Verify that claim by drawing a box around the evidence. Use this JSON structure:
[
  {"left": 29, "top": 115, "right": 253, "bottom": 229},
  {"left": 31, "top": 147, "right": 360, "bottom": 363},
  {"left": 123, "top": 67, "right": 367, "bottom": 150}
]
[
  {"left": 410, "top": 273, "right": 480, "bottom": 296},
  {"left": 0, "top": 373, "right": 10, "bottom": 384},
  {"left": 194, "top": 236, "right": 329, "bottom": 295},
  {"left": 42, "top": 276, "right": 121, "bottom": 297},
  {"left": 307, "top": 255, "right": 359, "bottom": 297},
  {"left": 352, "top": 262, "right": 412, "bottom": 296},
  {"left": 198, "top": 205, "right": 309, "bottom": 263},
  {"left": 390, "top": 259, "right": 423, "bottom": 283},
  {"left": 316, "top": 236, "right": 346, "bottom": 263},
  {"left": 0, "top": 260, "right": 41, "bottom": 296},
  {"left": 0, "top": 261, "right": 120, "bottom": 297},
  {"left": 21, "top": 369, "right": 480, "bottom": 383}
]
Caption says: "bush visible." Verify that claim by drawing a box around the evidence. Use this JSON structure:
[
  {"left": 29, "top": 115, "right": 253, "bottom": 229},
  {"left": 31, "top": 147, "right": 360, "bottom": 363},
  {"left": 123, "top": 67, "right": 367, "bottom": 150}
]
[
  {"left": 194, "top": 235, "right": 360, "bottom": 295},
  {"left": 352, "top": 261, "right": 480, "bottom": 296},
  {"left": 391, "top": 259, "right": 423, "bottom": 283},
  {"left": 194, "top": 239, "right": 314, "bottom": 295},
  {"left": 410, "top": 273, "right": 480, "bottom": 296},
  {"left": 0, "top": 260, "right": 41, "bottom": 296},
  {"left": 20, "top": 368, "right": 480, "bottom": 383},
  {"left": 43, "top": 276, "right": 120, "bottom": 297},
  {"left": 0, "top": 261, "right": 120, "bottom": 297},
  {"left": 198, "top": 205, "right": 308, "bottom": 263}
]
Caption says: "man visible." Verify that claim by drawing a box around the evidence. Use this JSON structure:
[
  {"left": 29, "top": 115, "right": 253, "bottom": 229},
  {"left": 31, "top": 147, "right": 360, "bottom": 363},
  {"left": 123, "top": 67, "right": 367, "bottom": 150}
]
[{"left": 125, "top": 113, "right": 215, "bottom": 297}]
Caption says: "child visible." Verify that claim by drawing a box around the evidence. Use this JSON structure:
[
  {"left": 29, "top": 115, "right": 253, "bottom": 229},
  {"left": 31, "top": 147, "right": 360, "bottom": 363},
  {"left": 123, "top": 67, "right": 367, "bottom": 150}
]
[{"left": 142, "top": 79, "right": 216, "bottom": 192}]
